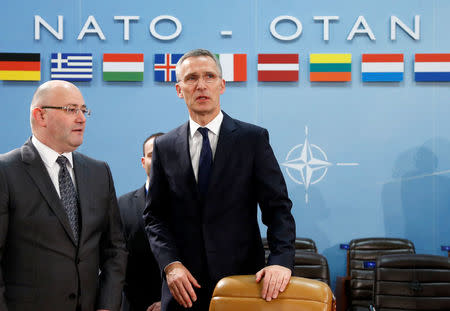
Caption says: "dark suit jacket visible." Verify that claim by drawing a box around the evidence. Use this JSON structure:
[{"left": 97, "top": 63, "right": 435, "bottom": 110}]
[
  {"left": 0, "top": 139, "right": 128, "bottom": 311},
  {"left": 118, "top": 186, "right": 161, "bottom": 311},
  {"left": 143, "top": 112, "right": 295, "bottom": 310}
]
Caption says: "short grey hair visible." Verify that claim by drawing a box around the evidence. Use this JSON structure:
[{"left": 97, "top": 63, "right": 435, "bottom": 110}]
[{"left": 176, "top": 49, "right": 222, "bottom": 82}]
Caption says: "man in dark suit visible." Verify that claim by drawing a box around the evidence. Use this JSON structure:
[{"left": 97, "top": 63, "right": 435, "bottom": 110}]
[
  {"left": 143, "top": 49, "right": 295, "bottom": 311},
  {"left": 118, "top": 133, "right": 164, "bottom": 311},
  {"left": 0, "top": 80, "right": 128, "bottom": 311}
]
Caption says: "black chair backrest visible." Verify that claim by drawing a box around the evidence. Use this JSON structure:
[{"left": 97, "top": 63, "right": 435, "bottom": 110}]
[
  {"left": 374, "top": 253, "right": 450, "bottom": 310},
  {"left": 348, "top": 237, "right": 415, "bottom": 311}
]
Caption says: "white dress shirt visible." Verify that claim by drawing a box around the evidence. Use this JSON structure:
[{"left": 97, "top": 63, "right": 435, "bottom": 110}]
[
  {"left": 189, "top": 111, "right": 223, "bottom": 182},
  {"left": 31, "top": 136, "right": 77, "bottom": 197}
]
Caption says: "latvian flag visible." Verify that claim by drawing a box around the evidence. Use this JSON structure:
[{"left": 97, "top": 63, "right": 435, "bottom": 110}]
[
  {"left": 415, "top": 53, "right": 450, "bottom": 82},
  {"left": 51, "top": 53, "right": 93, "bottom": 81},
  {"left": 310, "top": 54, "right": 351, "bottom": 82},
  {"left": 258, "top": 54, "right": 299, "bottom": 82},
  {"left": 154, "top": 53, "right": 183, "bottom": 82},
  {"left": 0, "top": 53, "right": 40, "bottom": 81},
  {"left": 103, "top": 53, "right": 144, "bottom": 81},
  {"left": 362, "top": 54, "right": 404, "bottom": 82},
  {"left": 216, "top": 54, "right": 247, "bottom": 82}
]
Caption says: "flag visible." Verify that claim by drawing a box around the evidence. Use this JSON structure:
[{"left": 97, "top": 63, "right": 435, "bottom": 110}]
[
  {"left": 310, "top": 54, "right": 351, "bottom": 82},
  {"left": 362, "top": 54, "right": 404, "bottom": 82},
  {"left": 0, "top": 53, "right": 40, "bottom": 81},
  {"left": 103, "top": 53, "right": 144, "bottom": 81},
  {"left": 154, "top": 53, "right": 183, "bottom": 82},
  {"left": 415, "top": 53, "right": 450, "bottom": 82},
  {"left": 216, "top": 54, "right": 247, "bottom": 81},
  {"left": 51, "top": 53, "right": 93, "bottom": 81},
  {"left": 257, "top": 54, "right": 299, "bottom": 82}
]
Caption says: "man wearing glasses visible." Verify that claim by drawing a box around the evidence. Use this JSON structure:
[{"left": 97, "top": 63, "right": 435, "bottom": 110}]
[
  {"left": 144, "top": 49, "right": 295, "bottom": 311},
  {"left": 0, "top": 80, "right": 127, "bottom": 311}
]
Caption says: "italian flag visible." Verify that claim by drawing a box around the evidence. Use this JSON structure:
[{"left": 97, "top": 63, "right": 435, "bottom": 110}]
[
  {"left": 103, "top": 53, "right": 144, "bottom": 81},
  {"left": 216, "top": 54, "right": 247, "bottom": 82}
]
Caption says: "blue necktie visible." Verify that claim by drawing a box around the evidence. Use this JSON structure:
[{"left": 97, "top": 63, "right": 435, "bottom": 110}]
[
  {"left": 197, "top": 127, "right": 212, "bottom": 197},
  {"left": 56, "top": 156, "right": 79, "bottom": 243}
]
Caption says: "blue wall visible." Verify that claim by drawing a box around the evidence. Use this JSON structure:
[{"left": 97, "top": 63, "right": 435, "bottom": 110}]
[{"left": 1, "top": 0, "right": 449, "bottom": 289}]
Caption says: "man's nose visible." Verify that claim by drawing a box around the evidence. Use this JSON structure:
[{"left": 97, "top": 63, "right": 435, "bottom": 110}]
[
  {"left": 196, "top": 76, "right": 208, "bottom": 89},
  {"left": 76, "top": 110, "right": 87, "bottom": 122}
]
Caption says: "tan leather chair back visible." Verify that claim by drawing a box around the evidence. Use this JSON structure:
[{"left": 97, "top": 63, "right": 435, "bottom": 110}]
[{"left": 209, "top": 275, "right": 333, "bottom": 311}]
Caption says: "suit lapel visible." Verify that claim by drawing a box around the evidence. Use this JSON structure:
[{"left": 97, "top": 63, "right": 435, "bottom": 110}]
[
  {"left": 21, "top": 139, "right": 77, "bottom": 245},
  {"left": 208, "top": 112, "right": 237, "bottom": 191},
  {"left": 134, "top": 185, "right": 146, "bottom": 214},
  {"left": 73, "top": 152, "right": 91, "bottom": 246},
  {"left": 174, "top": 122, "right": 199, "bottom": 196}
]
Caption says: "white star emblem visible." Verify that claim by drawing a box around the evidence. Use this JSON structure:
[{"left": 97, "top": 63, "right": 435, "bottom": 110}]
[{"left": 282, "top": 126, "right": 359, "bottom": 204}]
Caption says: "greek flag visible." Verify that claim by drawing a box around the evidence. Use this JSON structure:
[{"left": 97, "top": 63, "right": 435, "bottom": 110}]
[{"left": 51, "top": 53, "right": 93, "bottom": 81}]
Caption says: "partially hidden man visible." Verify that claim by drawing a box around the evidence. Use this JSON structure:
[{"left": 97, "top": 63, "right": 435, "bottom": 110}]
[
  {"left": 118, "top": 133, "right": 164, "bottom": 311},
  {"left": 143, "top": 49, "right": 296, "bottom": 311},
  {"left": 0, "top": 80, "right": 128, "bottom": 311}
]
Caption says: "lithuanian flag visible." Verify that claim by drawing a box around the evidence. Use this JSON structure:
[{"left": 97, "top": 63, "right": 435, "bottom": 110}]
[
  {"left": 310, "top": 54, "right": 351, "bottom": 82},
  {"left": 0, "top": 53, "right": 41, "bottom": 81}
]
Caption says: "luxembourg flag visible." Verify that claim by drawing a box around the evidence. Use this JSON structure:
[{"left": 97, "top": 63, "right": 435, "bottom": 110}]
[
  {"left": 361, "top": 54, "right": 404, "bottom": 82},
  {"left": 415, "top": 53, "right": 450, "bottom": 82}
]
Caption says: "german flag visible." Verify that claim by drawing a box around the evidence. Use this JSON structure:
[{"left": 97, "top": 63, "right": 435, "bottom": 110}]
[{"left": 0, "top": 53, "right": 41, "bottom": 81}]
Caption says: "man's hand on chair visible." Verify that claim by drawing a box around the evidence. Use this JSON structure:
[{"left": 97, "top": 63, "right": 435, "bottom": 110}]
[{"left": 255, "top": 265, "right": 292, "bottom": 301}]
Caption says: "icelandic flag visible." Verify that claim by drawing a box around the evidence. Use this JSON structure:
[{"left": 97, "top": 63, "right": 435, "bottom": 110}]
[
  {"left": 361, "top": 54, "right": 404, "bottom": 82},
  {"left": 415, "top": 53, "right": 450, "bottom": 82},
  {"left": 154, "top": 53, "right": 183, "bottom": 82},
  {"left": 51, "top": 53, "right": 93, "bottom": 81}
]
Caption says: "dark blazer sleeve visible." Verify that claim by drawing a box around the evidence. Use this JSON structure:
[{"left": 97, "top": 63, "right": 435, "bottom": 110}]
[
  {"left": 0, "top": 160, "right": 9, "bottom": 311},
  {"left": 254, "top": 128, "right": 296, "bottom": 270},
  {"left": 96, "top": 162, "right": 128, "bottom": 310},
  {"left": 143, "top": 138, "right": 181, "bottom": 272}
]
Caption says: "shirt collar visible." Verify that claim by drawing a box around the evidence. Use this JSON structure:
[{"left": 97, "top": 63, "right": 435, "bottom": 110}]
[
  {"left": 189, "top": 111, "right": 223, "bottom": 138},
  {"left": 31, "top": 135, "right": 74, "bottom": 168}
]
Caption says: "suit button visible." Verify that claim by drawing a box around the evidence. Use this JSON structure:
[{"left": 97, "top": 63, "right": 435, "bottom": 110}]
[{"left": 69, "top": 293, "right": 76, "bottom": 300}]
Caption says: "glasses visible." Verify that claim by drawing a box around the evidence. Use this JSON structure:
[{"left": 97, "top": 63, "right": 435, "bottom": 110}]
[
  {"left": 181, "top": 73, "right": 220, "bottom": 85},
  {"left": 41, "top": 105, "right": 91, "bottom": 117}
]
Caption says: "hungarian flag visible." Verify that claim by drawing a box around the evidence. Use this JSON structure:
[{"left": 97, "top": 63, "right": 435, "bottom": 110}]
[
  {"left": 0, "top": 53, "right": 40, "bottom": 81},
  {"left": 258, "top": 54, "right": 299, "bottom": 81},
  {"left": 362, "top": 54, "right": 404, "bottom": 82},
  {"left": 310, "top": 54, "right": 351, "bottom": 82},
  {"left": 103, "top": 53, "right": 144, "bottom": 81},
  {"left": 415, "top": 53, "right": 450, "bottom": 82},
  {"left": 216, "top": 54, "right": 247, "bottom": 82}
]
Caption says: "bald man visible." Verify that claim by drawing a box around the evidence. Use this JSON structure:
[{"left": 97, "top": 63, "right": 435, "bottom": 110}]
[{"left": 0, "top": 80, "right": 127, "bottom": 311}]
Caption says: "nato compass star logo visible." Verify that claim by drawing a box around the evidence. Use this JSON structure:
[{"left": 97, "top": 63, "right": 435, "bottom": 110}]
[{"left": 282, "top": 126, "right": 359, "bottom": 204}]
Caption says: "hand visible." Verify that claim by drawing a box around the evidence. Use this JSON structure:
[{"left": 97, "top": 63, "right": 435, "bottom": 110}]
[
  {"left": 96, "top": 310, "right": 110, "bottom": 311},
  {"left": 255, "top": 265, "right": 291, "bottom": 301},
  {"left": 147, "top": 301, "right": 161, "bottom": 311},
  {"left": 165, "top": 262, "right": 201, "bottom": 308}
]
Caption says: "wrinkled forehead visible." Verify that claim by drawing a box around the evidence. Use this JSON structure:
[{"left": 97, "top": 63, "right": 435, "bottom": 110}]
[{"left": 179, "top": 56, "right": 220, "bottom": 77}]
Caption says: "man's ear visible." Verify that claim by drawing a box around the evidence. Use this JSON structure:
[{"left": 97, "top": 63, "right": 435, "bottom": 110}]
[
  {"left": 32, "top": 107, "right": 47, "bottom": 127},
  {"left": 141, "top": 157, "right": 145, "bottom": 169},
  {"left": 219, "top": 78, "right": 226, "bottom": 95},
  {"left": 175, "top": 83, "right": 184, "bottom": 99}
]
